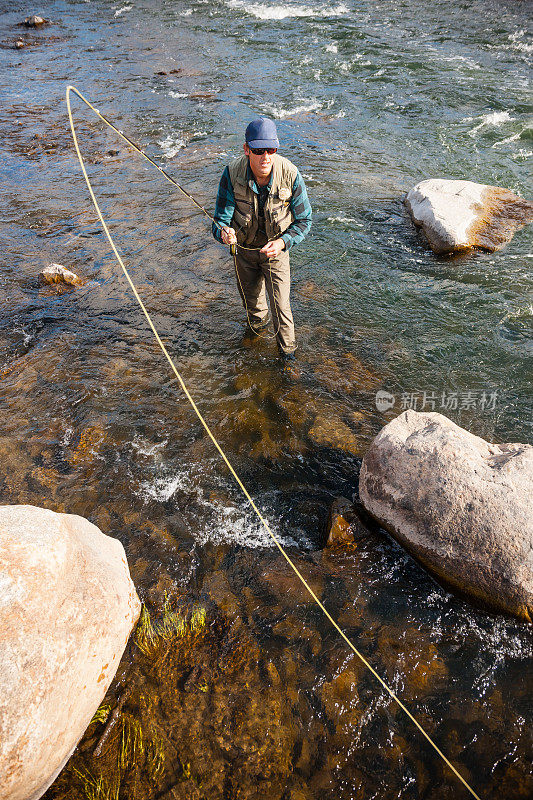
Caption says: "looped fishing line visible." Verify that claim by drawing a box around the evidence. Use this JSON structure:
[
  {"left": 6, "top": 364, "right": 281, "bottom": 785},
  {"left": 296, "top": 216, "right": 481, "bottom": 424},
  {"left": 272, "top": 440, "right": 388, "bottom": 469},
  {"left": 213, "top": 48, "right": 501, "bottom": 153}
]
[
  {"left": 66, "top": 85, "right": 482, "bottom": 800},
  {"left": 63, "top": 85, "right": 279, "bottom": 338}
]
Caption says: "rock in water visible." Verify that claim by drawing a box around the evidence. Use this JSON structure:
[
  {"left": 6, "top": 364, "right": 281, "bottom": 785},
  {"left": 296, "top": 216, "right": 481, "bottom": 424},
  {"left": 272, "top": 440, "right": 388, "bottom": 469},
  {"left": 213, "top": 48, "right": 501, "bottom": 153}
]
[
  {"left": 22, "top": 15, "right": 47, "bottom": 27},
  {"left": 404, "top": 178, "right": 533, "bottom": 253},
  {"left": 39, "top": 263, "right": 83, "bottom": 287},
  {"left": 359, "top": 411, "right": 533, "bottom": 621},
  {"left": 0, "top": 505, "right": 141, "bottom": 800},
  {"left": 325, "top": 497, "right": 372, "bottom": 548}
]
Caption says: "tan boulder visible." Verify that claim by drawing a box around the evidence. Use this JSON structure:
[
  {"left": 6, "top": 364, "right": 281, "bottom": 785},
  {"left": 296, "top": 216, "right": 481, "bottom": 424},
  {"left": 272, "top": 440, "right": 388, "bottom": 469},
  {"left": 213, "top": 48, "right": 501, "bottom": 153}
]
[
  {"left": 359, "top": 411, "right": 533, "bottom": 621},
  {"left": 38, "top": 263, "right": 83, "bottom": 287},
  {"left": 0, "top": 505, "right": 140, "bottom": 800},
  {"left": 22, "top": 15, "right": 48, "bottom": 27},
  {"left": 405, "top": 179, "right": 533, "bottom": 253}
]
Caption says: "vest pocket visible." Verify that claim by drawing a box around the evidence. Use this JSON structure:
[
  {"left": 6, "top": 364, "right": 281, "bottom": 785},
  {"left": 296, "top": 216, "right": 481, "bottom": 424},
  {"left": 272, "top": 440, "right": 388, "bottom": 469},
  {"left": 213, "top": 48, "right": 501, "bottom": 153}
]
[
  {"left": 269, "top": 198, "right": 292, "bottom": 237},
  {"left": 232, "top": 207, "right": 252, "bottom": 229},
  {"left": 232, "top": 207, "right": 253, "bottom": 244}
]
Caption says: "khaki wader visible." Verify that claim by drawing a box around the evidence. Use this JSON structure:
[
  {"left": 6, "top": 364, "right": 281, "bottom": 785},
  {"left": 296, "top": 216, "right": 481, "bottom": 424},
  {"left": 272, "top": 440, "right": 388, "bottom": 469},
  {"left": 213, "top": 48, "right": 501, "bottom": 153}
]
[
  {"left": 234, "top": 247, "right": 295, "bottom": 353},
  {"left": 228, "top": 154, "right": 298, "bottom": 354}
]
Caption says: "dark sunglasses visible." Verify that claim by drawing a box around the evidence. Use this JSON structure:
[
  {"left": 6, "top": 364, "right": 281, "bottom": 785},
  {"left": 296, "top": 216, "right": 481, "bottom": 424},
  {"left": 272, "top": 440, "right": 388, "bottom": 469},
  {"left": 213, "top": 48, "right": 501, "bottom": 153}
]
[{"left": 249, "top": 147, "right": 277, "bottom": 155}]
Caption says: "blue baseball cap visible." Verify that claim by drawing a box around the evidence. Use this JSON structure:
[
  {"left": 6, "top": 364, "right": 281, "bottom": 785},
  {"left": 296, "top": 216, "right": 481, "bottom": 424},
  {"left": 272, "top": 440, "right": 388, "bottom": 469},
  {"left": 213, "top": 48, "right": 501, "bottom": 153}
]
[{"left": 245, "top": 118, "right": 279, "bottom": 149}]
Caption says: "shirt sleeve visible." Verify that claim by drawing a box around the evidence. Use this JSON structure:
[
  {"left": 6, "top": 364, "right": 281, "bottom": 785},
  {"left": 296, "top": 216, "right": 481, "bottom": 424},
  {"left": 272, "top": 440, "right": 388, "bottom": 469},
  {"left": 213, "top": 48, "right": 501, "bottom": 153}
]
[
  {"left": 281, "top": 170, "right": 313, "bottom": 251},
  {"left": 212, "top": 166, "right": 235, "bottom": 243}
]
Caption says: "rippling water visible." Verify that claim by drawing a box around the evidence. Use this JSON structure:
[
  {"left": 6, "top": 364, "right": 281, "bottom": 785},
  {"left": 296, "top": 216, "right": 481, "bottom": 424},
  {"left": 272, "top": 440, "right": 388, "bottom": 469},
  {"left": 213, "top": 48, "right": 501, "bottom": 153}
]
[{"left": 1, "top": 1, "right": 532, "bottom": 798}]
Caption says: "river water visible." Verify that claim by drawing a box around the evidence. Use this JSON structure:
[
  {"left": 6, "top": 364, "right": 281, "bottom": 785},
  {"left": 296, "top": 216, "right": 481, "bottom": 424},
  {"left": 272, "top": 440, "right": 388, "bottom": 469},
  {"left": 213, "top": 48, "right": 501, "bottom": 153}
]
[{"left": 1, "top": 1, "right": 532, "bottom": 798}]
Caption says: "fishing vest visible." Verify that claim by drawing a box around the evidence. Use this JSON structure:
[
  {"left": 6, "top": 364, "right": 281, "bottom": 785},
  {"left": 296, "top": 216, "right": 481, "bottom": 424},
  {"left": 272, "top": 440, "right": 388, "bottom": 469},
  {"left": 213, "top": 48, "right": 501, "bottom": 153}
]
[{"left": 228, "top": 154, "right": 297, "bottom": 247}]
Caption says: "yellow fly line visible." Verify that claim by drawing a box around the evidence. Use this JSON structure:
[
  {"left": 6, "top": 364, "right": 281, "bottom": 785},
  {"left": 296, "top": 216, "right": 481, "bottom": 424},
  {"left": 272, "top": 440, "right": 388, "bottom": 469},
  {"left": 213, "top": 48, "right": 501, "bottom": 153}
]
[{"left": 66, "top": 85, "right": 482, "bottom": 800}]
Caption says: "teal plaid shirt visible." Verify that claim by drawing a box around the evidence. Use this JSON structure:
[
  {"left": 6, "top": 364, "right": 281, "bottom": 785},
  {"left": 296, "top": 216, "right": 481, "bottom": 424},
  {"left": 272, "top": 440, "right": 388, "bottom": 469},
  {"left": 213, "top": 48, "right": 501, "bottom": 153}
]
[{"left": 212, "top": 163, "right": 312, "bottom": 250}]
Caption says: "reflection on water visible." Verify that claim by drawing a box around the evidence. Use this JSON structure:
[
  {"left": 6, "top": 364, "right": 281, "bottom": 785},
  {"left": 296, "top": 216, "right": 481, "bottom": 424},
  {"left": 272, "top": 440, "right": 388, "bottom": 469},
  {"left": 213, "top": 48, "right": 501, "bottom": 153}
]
[{"left": 1, "top": 0, "right": 532, "bottom": 797}]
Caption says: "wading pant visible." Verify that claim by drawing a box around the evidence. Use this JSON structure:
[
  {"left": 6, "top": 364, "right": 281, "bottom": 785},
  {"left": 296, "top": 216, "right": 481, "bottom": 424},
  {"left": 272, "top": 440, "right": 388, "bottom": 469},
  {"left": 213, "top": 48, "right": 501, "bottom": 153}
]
[{"left": 235, "top": 247, "right": 296, "bottom": 354}]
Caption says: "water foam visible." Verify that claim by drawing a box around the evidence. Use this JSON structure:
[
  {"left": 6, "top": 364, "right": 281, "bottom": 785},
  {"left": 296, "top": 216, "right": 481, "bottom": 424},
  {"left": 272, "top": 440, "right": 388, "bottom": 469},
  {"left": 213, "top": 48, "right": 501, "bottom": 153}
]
[
  {"left": 262, "top": 100, "right": 322, "bottom": 118},
  {"left": 198, "top": 504, "right": 273, "bottom": 548},
  {"left": 62, "top": 427, "right": 74, "bottom": 447},
  {"left": 442, "top": 54, "right": 481, "bottom": 70},
  {"left": 508, "top": 29, "right": 533, "bottom": 54},
  {"left": 225, "top": 1, "right": 349, "bottom": 21},
  {"left": 13, "top": 325, "right": 33, "bottom": 347},
  {"left": 491, "top": 123, "right": 533, "bottom": 149},
  {"left": 113, "top": 3, "right": 132, "bottom": 17},
  {"left": 158, "top": 133, "right": 187, "bottom": 158},
  {"left": 327, "top": 215, "right": 361, "bottom": 225},
  {"left": 492, "top": 132, "right": 521, "bottom": 147},
  {"left": 512, "top": 149, "right": 532, "bottom": 160},
  {"left": 468, "top": 111, "right": 515, "bottom": 136},
  {"left": 138, "top": 462, "right": 275, "bottom": 548},
  {"left": 142, "top": 472, "right": 190, "bottom": 503},
  {"left": 132, "top": 435, "right": 168, "bottom": 458}
]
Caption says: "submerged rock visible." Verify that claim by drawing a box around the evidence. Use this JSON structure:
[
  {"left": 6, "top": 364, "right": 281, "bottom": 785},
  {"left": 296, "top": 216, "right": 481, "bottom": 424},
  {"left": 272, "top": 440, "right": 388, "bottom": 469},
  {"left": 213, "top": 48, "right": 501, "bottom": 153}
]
[
  {"left": 405, "top": 178, "right": 533, "bottom": 253},
  {"left": 308, "top": 413, "right": 362, "bottom": 454},
  {"left": 39, "top": 263, "right": 83, "bottom": 287},
  {"left": 325, "top": 497, "right": 373, "bottom": 548},
  {"left": 359, "top": 411, "right": 533, "bottom": 621},
  {"left": 0, "top": 505, "right": 140, "bottom": 800}
]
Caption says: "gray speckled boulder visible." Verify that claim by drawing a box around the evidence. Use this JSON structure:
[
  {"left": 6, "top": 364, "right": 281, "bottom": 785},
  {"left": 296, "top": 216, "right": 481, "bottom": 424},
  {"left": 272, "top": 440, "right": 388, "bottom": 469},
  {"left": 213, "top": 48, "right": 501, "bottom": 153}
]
[
  {"left": 359, "top": 411, "right": 533, "bottom": 621},
  {"left": 0, "top": 505, "right": 140, "bottom": 800}
]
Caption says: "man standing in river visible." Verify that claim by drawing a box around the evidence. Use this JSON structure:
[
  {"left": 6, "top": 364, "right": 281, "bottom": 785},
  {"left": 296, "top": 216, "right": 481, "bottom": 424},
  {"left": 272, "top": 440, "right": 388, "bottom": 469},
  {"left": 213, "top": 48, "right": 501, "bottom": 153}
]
[{"left": 212, "top": 118, "right": 312, "bottom": 359}]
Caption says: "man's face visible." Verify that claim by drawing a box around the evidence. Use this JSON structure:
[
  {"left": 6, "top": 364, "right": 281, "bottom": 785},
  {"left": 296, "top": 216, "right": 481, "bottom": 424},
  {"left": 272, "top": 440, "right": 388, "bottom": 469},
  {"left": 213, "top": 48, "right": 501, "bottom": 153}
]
[{"left": 244, "top": 143, "right": 275, "bottom": 183}]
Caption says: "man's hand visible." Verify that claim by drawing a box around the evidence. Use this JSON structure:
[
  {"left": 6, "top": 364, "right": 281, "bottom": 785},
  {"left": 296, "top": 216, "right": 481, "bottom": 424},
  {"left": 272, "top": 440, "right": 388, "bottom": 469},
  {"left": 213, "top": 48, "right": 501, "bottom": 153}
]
[
  {"left": 260, "top": 238, "right": 285, "bottom": 259},
  {"left": 221, "top": 226, "right": 237, "bottom": 246}
]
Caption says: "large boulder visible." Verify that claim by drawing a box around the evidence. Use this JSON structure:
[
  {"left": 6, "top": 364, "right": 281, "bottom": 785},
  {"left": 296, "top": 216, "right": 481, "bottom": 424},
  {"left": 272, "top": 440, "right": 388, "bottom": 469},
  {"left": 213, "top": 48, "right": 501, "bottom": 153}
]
[
  {"left": 359, "top": 411, "right": 533, "bottom": 621},
  {"left": 0, "top": 505, "right": 141, "bottom": 800},
  {"left": 405, "top": 178, "right": 533, "bottom": 253}
]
